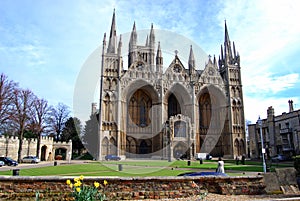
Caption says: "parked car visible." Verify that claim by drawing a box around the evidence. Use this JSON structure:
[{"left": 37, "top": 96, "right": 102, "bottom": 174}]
[
  {"left": 0, "top": 156, "right": 18, "bottom": 166},
  {"left": 195, "top": 153, "right": 213, "bottom": 160},
  {"left": 0, "top": 161, "right": 4, "bottom": 167},
  {"left": 178, "top": 171, "right": 228, "bottom": 177},
  {"left": 271, "top": 154, "right": 290, "bottom": 162},
  {"left": 22, "top": 156, "right": 40, "bottom": 163},
  {"left": 105, "top": 154, "right": 121, "bottom": 161}
]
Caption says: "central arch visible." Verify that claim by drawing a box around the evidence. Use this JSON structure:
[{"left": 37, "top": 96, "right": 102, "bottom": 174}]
[{"left": 164, "top": 83, "right": 192, "bottom": 119}]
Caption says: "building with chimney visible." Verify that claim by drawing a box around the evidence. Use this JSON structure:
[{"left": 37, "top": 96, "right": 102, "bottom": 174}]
[
  {"left": 248, "top": 100, "right": 300, "bottom": 159},
  {"left": 94, "top": 10, "right": 246, "bottom": 160}
]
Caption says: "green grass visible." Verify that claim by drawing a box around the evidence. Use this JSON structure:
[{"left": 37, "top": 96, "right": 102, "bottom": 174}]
[{"left": 0, "top": 159, "right": 294, "bottom": 177}]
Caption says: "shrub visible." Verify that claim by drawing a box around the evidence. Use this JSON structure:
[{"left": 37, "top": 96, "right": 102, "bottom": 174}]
[{"left": 293, "top": 155, "right": 300, "bottom": 176}]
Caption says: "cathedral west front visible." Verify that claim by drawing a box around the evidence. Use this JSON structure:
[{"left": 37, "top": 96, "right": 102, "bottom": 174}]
[{"left": 96, "top": 10, "right": 246, "bottom": 160}]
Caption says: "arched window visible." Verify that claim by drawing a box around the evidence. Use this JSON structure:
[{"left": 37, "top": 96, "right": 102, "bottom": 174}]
[
  {"left": 168, "top": 94, "right": 181, "bottom": 118},
  {"left": 129, "top": 89, "right": 152, "bottom": 127}
]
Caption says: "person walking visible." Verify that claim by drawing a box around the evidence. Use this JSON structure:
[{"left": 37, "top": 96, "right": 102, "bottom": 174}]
[{"left": 216, "top": 157, "right": 225, "bottom": 173}]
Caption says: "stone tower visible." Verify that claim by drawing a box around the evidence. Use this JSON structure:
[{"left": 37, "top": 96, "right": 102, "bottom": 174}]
[{"left": 96, "top": 11, "right": 246, "bottom": 160}]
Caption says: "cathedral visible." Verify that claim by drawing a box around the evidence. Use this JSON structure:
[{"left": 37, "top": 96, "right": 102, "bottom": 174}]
[{"left": 96, "top": 10, "right": 246, "bottom": 160}]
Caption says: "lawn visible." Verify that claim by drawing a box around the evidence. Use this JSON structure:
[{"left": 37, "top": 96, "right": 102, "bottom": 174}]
[{"left": 0, "top": 159, "right": 294, "bottom": 177}]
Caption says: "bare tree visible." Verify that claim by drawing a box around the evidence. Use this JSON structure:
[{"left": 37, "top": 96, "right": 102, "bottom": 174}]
[
  {"left": 0, "top": 73, "right": 18, "bottom": 134},
  {"left": 29, "top": 98, "right": 50, "bottom": 158},
  {"left": 11, "top": 89, "right": 35, "bottom": 162},
  {"left": 49, "top": 103, "right": 70, "bottom": 141}
]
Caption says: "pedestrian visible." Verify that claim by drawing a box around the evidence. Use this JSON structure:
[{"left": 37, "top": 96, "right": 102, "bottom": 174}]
[
  {"left": 241, "top": 154, "right": 245, "bottom": 165},
  {"left": 216, "top": 157, "right": 225, "bottom": 173}
]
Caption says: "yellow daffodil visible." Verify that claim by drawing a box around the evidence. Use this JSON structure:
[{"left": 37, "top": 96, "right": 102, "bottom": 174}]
[
  {"left": 94, "top": 181, "right": 100, "bottom": 188},
  {"left": 74, "top": 177, "right": 79, "bottom": 182},
  {"left": 76, "top": 187, "right": 81, "bottom": 193},
  {"left": 66, "top": 179, "right": 71, "bottom": 185},
  {"left": 69, "top": 183, "right": 73, "bottom": 188},
  {"left": 74, "top": 181, "right": 82, "bottom": 187},
  {"left": 103, "top": 180, "right": 108, "bottom": 186},
  {"left": 79, "top": 175, "right": 84, "bottom": 180}
]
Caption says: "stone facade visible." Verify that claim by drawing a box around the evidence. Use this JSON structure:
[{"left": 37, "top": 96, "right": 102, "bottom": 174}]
[
  {"left": 248, "top": 100, "right": 300, "bottom": 158},
  {"left": 0, "top": 135, "right": 72, "bottom": 161},
  {"left": 96, "top": 10, "right": 246, "bottom": 160}
]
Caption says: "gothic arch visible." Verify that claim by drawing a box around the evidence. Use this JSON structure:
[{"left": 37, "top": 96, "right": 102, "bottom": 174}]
[
  {"left": 164, "top": 83, "right": 191, "bottom": 118},
  {"left": 197, "top": 84, "right": 227, "bottom": 155},
  {"left": 234, "top": 138, "right": 240, "bottom": 156},
  {"left": 126, "top": 136, "right": 137, "bottom": 155},
  {"left": 109, "top": 138, "right": 117, "bottom": 155},
  {"left": 101, "top": 137, "right": 109, "bottom": 156},
  {"left": 240, "top": 139, "right": 245, "bottom": 155}
]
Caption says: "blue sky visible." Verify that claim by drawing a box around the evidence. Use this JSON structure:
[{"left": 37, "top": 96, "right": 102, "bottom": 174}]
[{"left": 1, "top": 0, "right": 300, "bottom": 124}]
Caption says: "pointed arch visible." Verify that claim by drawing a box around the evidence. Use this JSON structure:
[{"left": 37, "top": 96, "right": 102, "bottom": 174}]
[
  {"left": 128, "top": 89, "right": 152, "bottom": 127},
  {"left": 168, "top": 94, "right": 181, "bottom": 118},
  {"left": 101, "top": 137, "right": 109, "bottom": 157},
  {"left": 197, "top": 84, "right": 227, "bottom": 155},
  {"left": 239, "top": 139, "right": 245, "bottom": 155},
  {"left": 109, "top": 137, "right": 117, "bottom": 155},
  {"left": 234, "top": 138, "right": 240, "bottom": 156}
]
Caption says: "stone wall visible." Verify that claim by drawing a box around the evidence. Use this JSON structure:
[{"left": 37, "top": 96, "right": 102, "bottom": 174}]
[
  {"left": 0, "top": 176, "right": 265, "bottom": 200},
  {"left": 0, "top": 136, "right": 72, "bottom": 161},
  {"left": 0, "top": 136, "right": 53, "bottom": 160}
]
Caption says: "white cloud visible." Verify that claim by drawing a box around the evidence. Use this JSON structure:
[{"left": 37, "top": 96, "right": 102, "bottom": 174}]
[
  {"left": 244, "top": 95, "right": 300, "bottom": 123},
  {"left": 244, "top": 73, "right": 299, "bottom": 94}
]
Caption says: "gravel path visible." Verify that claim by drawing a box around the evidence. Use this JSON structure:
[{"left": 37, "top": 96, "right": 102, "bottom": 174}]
[{"left": 128, "top": 193, "right": 300, "bottom": 201}]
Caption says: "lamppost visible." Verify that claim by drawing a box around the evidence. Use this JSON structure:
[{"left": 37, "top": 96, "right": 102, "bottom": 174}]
[
  {"left": 165, "top": 121, "right": 172, "bottom": 162},
  {"left": 257, "top": 116, "right": 266, "bottom": 173}
]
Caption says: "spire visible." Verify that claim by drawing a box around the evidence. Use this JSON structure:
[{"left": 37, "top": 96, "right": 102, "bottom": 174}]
[
  {"left": 145, "top": 35, "right": 149, "bottom": 46},
  {"left": 224, "top": 20, "right": 233, "bottom": 62},
  {"left": 118, "top": 34, "right": 122, "bottom": 56},
  {"left": 102, "top": 33, "right": 107, "bottom": 54},
  {"left": 188, "top": 45, "right": 195, "bottom": 75},
  {"left": 107, "top": 9, "right": 117, "bottom": 53},
  {"left": 156, "top": 41, "right": 163, "bottom": 66},
  {"left": 233, "top": 41, "right": 236, "bottom": 57},
  {"left": 156, "top": 42, "right": 162, "bottom": 58},
  {"left": 221, "top": 45, "right": 224, "bottom": 61},
  {"left": 149, "top": 23, "right": 155, "bottom": 48},
  {"left": 129, "top": 22, "right": 137, "bottom": 49},
  {"left": 213, "top": 55, "right": 217, "bottom": 66},
  {"left": 225, "top": 20, "right": 230, "bottom": 44}
]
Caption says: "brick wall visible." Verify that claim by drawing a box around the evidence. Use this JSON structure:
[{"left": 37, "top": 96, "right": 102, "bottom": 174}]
[{"left": 0, "top": 176, "right": 265, "bottom": 200}]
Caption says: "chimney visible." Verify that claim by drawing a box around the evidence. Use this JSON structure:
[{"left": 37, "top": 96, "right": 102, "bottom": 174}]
[
  {"left": 288, "top": 100, "right": 294, "bottom": 112},
  {"left": 91, "top": 103, "right": 97, "bottom": 115}
]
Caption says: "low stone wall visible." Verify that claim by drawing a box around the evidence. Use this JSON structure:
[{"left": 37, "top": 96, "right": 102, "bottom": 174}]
[{"left": 0, "top": 175, "right": 265, "bottom": 200}]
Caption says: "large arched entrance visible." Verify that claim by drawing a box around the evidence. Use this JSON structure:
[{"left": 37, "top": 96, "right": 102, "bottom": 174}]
[
  {"left": 124, "top": 80, "right": 160, "bottom": 158},
  {"left": 198, "top": 85, "right": 227, "bottom": 156}
]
